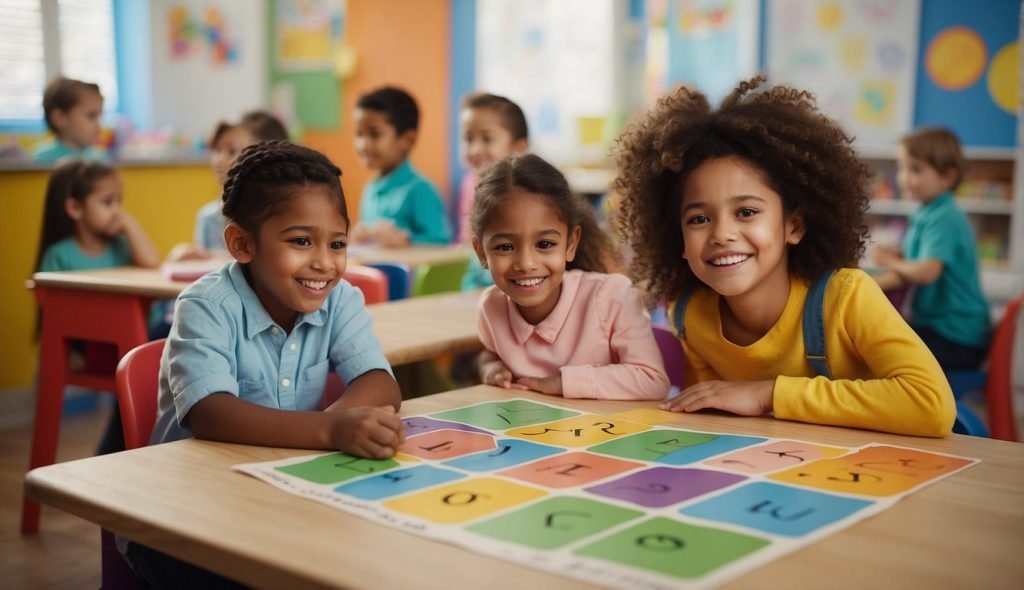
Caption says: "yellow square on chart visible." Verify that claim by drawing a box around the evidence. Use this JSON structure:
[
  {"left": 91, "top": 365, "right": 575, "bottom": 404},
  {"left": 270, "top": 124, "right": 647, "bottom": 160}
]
[
  {"left": 383, "top": 477, "right": 548, "bottom": 524},
  {"left": 506, "top": 414, "right": 650, "bottom": 447}
]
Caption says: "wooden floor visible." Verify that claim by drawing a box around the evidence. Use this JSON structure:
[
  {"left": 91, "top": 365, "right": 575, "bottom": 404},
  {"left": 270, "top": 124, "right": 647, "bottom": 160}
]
[{"left": 1, "top": 403, "right": 108, "bottom": 588}]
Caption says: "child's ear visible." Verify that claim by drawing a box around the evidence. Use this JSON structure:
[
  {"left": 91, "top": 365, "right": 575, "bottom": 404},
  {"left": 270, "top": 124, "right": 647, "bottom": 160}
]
[
  {"left": 565, "top": 225, "right": 583, "bottom": 262},
  {"left": 471, "top": 237, "right": 488, "bottom": 269},
  {"left": 64, "top": 197, "right": 83, "bottom": 220},
  {"left": 940, "top": 167, "right": 959, "bottom": 191},
  {"left": 785, "top": 210, "right": 806, "bottom": 246},
  {"left": 398, "top": 129, "right": 418, "bottom": 153},
  {"left": 511, "top": 138, "right": 529, "bottom": 156},
  {"left": 50, "top": 109, "right": 70, "bottom": 133},
  {"left": 224, "top": 222, "right": 255, "bottom": 263}
]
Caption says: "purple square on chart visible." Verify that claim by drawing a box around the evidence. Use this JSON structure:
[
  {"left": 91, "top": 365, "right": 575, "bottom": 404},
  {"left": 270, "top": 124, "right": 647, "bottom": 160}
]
[
  {"left": 402, "top": 416, "right": 492, "bottom": 436},
  {"left": 585, "top": 467, "right": 746, "bottom": 508}
]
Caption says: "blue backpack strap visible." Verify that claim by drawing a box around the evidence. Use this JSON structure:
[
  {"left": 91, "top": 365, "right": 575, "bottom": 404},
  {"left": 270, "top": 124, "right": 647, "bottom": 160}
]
[
  {"left": 672, "top": 289, "right": 696, "bottom": 340},
  {"left": 803, "top": 269, "right": 836, "bottom": 378}
]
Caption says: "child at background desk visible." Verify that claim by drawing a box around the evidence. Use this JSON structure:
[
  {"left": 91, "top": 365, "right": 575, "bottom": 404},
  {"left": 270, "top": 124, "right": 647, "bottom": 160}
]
[
  {"left": 132, "top": 140, "right": 404, "bottom": 587},
  {"left": 33, "top": 77, "right": 107, "bottom": 162},
  {"left": 459, "top": 92, "right": 530, "bottom": 291},
  {"left": 472, "top": 154, "right": 668, "bottom": 400},
  {"left": 614, "top": 76, "right": 954, "bottom": 437},
  {"left": 351, "top": 86, "right": 451, "bottom": 247},
  {"left": 35, "top": 159, "right": 160, "bottom": 453},
  {"left": 872, "top": 128, "right": 991, "bottom": 371},
  {"left": 168, "top": 110, "right": 288, "bottom": 261}
]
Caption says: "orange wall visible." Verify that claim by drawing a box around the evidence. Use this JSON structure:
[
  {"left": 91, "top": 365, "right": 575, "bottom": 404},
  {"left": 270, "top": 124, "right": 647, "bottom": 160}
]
[{"left": 304, "top": 0, "right": 451, "bottom": 221}]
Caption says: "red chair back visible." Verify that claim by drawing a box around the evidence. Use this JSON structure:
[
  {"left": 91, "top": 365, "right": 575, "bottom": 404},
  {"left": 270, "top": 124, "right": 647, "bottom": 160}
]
[
  {"left": 115, "top": 339, "right": 166, "bottom": 450},
  {"left": 986, "top": 294, "right": 1022, "bottom": 441},
  {"left": 343, "top": 265, "right": 389, "bottom": 304}
]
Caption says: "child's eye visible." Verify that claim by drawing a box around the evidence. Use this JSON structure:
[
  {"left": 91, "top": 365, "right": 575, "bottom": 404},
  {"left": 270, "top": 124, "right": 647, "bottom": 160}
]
[
  {"left": 292, "top": 237, "right": 311, "bottom": 247},
  {"left": 537, "top": 240, "right": 556, "bottom": 249},
  {"left": 737, "top": 208, "right": 758, "bottom": 218},
  {"left": 331, "top": 240, "right": 347, "bottom": 250},
  {"left": 493, "top": 243, "right": 513, "bottom": 252},
  {"left": 685, "top": 214, "right": 710, "bottom": 225}
]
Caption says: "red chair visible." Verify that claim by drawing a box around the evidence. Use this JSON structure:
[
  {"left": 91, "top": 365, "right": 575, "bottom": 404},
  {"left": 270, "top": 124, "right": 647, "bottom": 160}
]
[
  {"left": 342, "top": 265, "right": 389, "bottom": 304},
  {"left": 115, "top": 339, "right": 166, "bottom": 450}
]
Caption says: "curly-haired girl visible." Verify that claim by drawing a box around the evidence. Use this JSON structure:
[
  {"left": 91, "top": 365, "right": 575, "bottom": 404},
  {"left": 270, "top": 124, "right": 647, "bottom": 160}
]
[{"left": 614, "top": 76, "right": 954, "bottom": 437}]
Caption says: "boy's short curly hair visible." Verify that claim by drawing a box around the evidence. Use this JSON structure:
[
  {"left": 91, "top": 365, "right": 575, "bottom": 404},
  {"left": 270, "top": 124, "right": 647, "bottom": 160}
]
[
  {"left": 614, "top": 76, "right": 870, "bottom": 304},
  {"left": 42, "top": 76, "right": 101, "bottom": 134}
]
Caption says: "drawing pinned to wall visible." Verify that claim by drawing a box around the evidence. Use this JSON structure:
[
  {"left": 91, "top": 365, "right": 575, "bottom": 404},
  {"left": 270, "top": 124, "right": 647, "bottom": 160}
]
[
  {"left": 767, "top": 0, "right": 920, "bottom": 146},
  {"left": 987, "top": 41, "right": 1019, "bottom": 114},
  {"left": 645, "top": 0, "right": 670, "bottom": 106},
  {"left": 926, "top": 27, "right": 987, "bottom": 90},
  {"left": 274, "top": 0, "right": 346, "bottom": 71},
  {"left": 168, "top": 4, "right": 239, "bottom": 65}
]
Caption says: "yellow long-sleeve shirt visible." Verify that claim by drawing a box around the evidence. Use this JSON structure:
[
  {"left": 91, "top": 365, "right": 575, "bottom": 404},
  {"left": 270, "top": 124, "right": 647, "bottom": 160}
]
[{"left": 673, "top": 268, "right": 955, "bottom": 437}]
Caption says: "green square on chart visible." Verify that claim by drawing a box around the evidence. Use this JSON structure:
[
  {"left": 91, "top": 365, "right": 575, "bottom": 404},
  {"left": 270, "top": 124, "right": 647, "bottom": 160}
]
[
  {"left": 431, "top": 399, "right": 579, "bottom": 430},
  {"left": 275, "top": 453, "right": 399, "bottom": 484},
  {"left": 574, "top": 516, "right": 770, "bottom": 579},
  {"left": 588, "top": 430, "right": 719, "bottom": 462},
  {"left": 467, "top": 496, "right": 643, "bottom": 550}
]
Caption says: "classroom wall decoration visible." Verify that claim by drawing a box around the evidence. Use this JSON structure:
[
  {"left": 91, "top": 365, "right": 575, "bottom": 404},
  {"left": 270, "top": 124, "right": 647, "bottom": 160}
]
[
  {"left": 167, "top": 4, "right": 239, "bottom": 65},
  {"left": 236, "top": 399, "right": 978, "bottom": 589},
  {"left": 913, "top": 0, "right": 1019, "bottom": 147},
  {"left": 766, "top": 0, "right": 920, "bottom": 147}
]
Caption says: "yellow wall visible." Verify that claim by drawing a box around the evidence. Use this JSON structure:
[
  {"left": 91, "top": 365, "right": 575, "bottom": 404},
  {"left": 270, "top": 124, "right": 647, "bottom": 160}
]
[{"left": 0, "top": 165, "right": 219, "bottom": 389}]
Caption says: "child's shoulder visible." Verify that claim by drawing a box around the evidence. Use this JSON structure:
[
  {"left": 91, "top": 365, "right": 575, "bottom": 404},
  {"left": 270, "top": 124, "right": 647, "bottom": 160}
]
[{"left": 177, "top": 261, "right": 244, "bottom": 307}]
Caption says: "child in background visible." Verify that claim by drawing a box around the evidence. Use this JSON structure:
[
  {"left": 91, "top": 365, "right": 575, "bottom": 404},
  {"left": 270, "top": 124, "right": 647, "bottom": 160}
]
[
  {"left": 35, "top": 159, "right": 160, "bottom": 453},
  {"left": 132, "top": 141, "right": 404, "bottom": 586},
  {"left": 351, "top": 86, "right": 451, "bottom": 246},
  {"left": 615, "top": 77, "right": 955, "bottom": 437},
  {"left": 33, "top": 77, "right": 108, "bottom": 162},
  {"left": 169, "top": 111, "right": 289, "bottom": 260},
  {"left": 873, "top": 128, "right": 991, "bottom": 370},
  {"left": 459, "top": 92, "right": 530, "bottom": 291},
  {"left": 472, "top": 154, "right": 668, "bottom": 400}
]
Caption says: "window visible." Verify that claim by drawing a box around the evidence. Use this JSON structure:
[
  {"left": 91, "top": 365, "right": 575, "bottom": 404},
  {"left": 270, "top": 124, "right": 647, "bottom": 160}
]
[{"left": 0, "top": 0, "right": 117, "bottom": 126}]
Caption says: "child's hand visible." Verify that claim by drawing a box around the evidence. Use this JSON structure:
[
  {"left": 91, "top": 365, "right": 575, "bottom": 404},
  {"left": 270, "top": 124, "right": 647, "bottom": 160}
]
[
  {"left": 481, "top": 359, "right": 515, "bottom": 388},
  {"left": 872, "top": 244, "right": 902, "bottom": 267},
  {"left": 514, "top": 375, "right": 563, "bottom": 396},
  {"left": 349, "top": 223, "right": 373, "bottom": 245},
  {"left": 167, "top": 242, "right": 213, "bottom": 262},
  {"left": 372, "top": 222, "right": 410, "bottom": 248},
  {"left": 328, "top": 405, "right": 405, "bottom": 459},
  {"left": 659, "top": 380, "right": 774, "bottom": 416}
]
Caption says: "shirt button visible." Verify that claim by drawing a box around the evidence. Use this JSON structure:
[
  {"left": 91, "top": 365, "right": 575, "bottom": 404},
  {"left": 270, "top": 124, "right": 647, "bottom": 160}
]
[
  {"left": 289, "top": 343, "right": 297, "bottom": 351},
  {"left": 281, "top": 378, "right": 291, "bottom": 388},
  {"left": 271, "top": 327, "right": 280, "bottom": 335}
]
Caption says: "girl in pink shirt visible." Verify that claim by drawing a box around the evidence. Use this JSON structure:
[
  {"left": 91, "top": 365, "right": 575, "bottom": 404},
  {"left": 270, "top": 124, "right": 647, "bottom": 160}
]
[{"left": 470, "top": 154, "right": 669, "bottom": 400}]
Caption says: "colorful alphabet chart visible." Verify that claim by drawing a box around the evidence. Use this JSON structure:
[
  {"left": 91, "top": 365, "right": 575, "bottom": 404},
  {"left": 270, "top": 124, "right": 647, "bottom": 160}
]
[{"left": 234, "top": 399, "right": 978, "bottom": 589}]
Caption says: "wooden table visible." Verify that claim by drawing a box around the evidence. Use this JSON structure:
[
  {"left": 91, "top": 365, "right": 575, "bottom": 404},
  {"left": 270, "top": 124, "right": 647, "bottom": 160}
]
[
  {"left": 22, "top": 265, "right": 480, "bottom": 533},
  {"left": 25, "top": 386, "right": 1024, "bottom": 589},
  {"left": 348, "top": 244, "right": 470, "bottom": 268}
]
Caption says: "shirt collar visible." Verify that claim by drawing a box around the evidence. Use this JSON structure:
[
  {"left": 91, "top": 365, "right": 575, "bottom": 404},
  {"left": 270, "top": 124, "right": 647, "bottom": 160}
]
[
  {"left": 227, "top": 262, "right": 328, "bottom": 339},
  {"left": 508, "top": 270, "right": 584, "bottom": 345},
  {"left": 370, "top": 160, "right": 414, "bottom": 194}
]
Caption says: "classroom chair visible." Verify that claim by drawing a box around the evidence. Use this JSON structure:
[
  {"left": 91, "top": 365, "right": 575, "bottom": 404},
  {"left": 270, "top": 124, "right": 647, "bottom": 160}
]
[
  {"left": 365, "top": 262, "right": 412, "bottom": 300},
  {"left": 411, "top": 257, "right": 470, "bottom": 297},
  {"left": 945, "top": 293, "right": 1022, "bottom": 441},
  {"left": 652, "top": 325, "right": 684, "bottom": 398},
  {"left": 342, "top": 265, "right": 389, "bottom": 304}
]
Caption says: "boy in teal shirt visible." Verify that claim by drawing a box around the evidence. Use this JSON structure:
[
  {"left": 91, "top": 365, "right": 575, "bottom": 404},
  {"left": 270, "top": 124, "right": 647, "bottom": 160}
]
[
  {"left": 33, "top": 77, "right": 109, "bottom": 163},
  {"left": 351, "top": 86, "right": 451, "bottom": 246},
  {"left": 874, "top": 127, "right": 991, "bottom": 369}
]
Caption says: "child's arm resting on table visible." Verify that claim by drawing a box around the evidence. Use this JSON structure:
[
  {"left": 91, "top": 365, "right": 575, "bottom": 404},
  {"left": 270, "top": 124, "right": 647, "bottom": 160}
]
[
  {"left": 479, "top": 350, "right": 514, "bottom": 389},
  {"left": 187, "top": 392, "right": 404, "bottom": 459}
]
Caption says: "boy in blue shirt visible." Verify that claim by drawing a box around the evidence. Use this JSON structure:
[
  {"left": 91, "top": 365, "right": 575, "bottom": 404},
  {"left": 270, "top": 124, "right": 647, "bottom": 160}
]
[
  {"left": 350, "top": 86, "right": 451, "bottom": 246},
  {"left": 33, "top": 77, "right": 108, "bottom": 163},
  {"left": 874, "top": 127, "right": 991, "bottom": 370}
]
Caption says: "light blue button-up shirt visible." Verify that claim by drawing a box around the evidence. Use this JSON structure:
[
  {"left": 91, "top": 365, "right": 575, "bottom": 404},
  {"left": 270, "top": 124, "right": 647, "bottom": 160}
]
[
  {"left": 150, "top": 261, "right": 393, "bottom": 444},
  {"left": 193, "top": 199, "right": 227, "bottom": 251}
]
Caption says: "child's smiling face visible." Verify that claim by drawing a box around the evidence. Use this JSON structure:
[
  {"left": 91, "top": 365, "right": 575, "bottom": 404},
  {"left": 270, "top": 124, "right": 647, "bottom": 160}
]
[
  {"left": 461, "top": 107, "right": 526, "bottom": 170},
  {"left": 679, "top": 156, "right": 804, "bottom": 305},
  {"left": 234, "top": 185, "right": 349, "bottom": 333},
  {"left": 473, "top": 191, "right": 581, "bottom": 325},
  {"left": 353, "top": 108, "right": 414, "bottom": 176}
]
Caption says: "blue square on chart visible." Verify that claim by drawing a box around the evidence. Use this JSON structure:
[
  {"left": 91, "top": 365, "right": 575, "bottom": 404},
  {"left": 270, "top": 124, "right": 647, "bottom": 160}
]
[
  {"left": 655, "top": 434, "right": 766, "bottom": 465},
  {"left": 442, "top": 439, "right": 564, "bottom": 472},
  {"left": 335, "top": 465, "right": 465, "bottom": 500},
  {"left": 680, "top": 481, "right": 874, "bottom": 537}
]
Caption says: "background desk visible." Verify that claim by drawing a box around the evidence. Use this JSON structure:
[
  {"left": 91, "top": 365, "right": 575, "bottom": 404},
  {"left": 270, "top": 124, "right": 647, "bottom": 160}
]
[
  {"left": 25, "top": 386, "right": 1024, "bottom": 589},
  {"left": 23, "top": 267, "right": 481, "bottom": 533}
]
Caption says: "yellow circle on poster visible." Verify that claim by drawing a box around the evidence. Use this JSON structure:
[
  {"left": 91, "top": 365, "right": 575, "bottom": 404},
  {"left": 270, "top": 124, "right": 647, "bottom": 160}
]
[
  {"left": 926, "top": 27, "right": 987, "bottom": 90},
  {"left": 988, "top": 41, "right": 1020, "bottom": 114},
  {"left": 817, "top": 2, "right": 844, "bottom": 32}
]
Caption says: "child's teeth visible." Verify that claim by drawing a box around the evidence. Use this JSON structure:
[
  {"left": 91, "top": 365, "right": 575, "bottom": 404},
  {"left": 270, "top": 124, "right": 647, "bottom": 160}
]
[
  {"left": 711, "top": 255, "right": 749, "bottom": 266},
  {"left": 300, "top": 279, "right": 328, "bottom": 289},
  {"left": 514, "top": 277, "right": 543, "bottom": 286}
]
